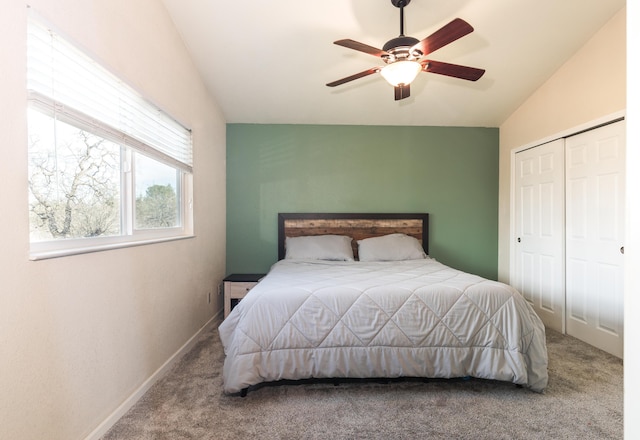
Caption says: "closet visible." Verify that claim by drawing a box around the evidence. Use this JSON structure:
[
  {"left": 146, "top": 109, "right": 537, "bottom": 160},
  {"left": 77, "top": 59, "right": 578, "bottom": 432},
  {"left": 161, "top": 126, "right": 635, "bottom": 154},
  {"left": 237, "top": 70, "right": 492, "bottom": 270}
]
[{"left": 513, "top": 120, "right": 625, "bottom": 358}]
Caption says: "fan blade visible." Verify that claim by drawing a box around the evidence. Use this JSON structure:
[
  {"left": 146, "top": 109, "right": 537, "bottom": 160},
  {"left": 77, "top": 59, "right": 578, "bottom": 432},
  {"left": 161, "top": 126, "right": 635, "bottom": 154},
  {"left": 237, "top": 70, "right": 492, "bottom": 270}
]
[
  {"left": 422, "top": 60, "right": 485, "bottom": 81},
  {"left": 334, "top": 39, "right": 387, "bottom": 58},
  {"left": 411, "top": 18, "right": 474, "bottom": 57},
  {"left": 326, "top": 67, "right": 380, "bottom": 87},
  {"left": 394, "top": 84, "right": 410, "bottom": 101}
]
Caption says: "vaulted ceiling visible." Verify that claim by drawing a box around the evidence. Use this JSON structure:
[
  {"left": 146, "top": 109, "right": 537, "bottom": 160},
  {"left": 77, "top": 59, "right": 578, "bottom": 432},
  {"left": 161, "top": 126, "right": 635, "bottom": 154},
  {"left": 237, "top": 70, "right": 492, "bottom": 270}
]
[{"left": 161, "top": 0, "right": 625, "bottom": 127}]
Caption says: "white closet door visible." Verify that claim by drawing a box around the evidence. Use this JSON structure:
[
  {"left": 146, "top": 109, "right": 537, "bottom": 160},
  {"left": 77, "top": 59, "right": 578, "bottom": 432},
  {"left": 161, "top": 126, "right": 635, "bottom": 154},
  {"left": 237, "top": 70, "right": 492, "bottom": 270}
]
[
  {"left": 514, "top": 139, "right": 565, "bottom": 332},
  {"left": 565, "top": 120, "right": 625, "bottom": 358}
]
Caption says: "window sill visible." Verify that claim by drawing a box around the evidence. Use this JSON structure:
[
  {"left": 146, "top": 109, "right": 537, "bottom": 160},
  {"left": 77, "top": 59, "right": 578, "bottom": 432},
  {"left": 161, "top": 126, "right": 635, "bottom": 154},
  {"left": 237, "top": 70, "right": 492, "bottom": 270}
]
[{"left": 29, "top": 234, "right": 195, "bottom": 261}]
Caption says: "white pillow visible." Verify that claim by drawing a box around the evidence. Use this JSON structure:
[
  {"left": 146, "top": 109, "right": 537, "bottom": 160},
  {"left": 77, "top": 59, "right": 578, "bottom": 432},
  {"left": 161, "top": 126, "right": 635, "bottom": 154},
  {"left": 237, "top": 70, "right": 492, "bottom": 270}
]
[
  {"left": 285, "top": 235, "right": 354, "bottom": 261},
  {"left": 357, "top": 233, "right": 427, "bottom": 261}
]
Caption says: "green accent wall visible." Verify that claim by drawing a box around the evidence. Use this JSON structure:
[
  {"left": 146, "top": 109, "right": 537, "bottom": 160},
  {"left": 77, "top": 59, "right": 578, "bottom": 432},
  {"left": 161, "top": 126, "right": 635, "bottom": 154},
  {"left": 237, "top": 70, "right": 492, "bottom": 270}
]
[{"left": 226, "top": 124, "right": 499, "bottom": 279}]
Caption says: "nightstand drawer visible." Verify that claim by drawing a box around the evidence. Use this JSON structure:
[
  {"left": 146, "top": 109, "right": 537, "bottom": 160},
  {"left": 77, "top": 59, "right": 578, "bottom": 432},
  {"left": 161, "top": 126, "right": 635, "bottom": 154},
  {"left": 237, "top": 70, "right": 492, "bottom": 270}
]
[
  {"left": 223, "top": 273, "right": 265, "bottom": 318},
  {"left": 226, "top": 281, "right": 258, "bottom": 299}
]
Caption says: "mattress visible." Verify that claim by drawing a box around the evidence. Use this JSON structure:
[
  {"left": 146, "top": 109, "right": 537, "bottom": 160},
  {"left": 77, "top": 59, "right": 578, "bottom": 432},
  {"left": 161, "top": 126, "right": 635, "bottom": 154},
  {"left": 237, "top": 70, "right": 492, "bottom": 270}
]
[{"left": 219, "top": 258, "right": 548, "bottom": 394}]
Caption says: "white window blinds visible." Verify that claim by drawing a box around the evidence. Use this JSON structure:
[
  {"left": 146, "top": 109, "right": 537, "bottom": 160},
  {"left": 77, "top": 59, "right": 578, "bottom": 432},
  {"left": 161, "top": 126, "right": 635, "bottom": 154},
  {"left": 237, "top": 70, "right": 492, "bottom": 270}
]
[{"left": 27, "top": 17, "right": 192, "bottom": 171}]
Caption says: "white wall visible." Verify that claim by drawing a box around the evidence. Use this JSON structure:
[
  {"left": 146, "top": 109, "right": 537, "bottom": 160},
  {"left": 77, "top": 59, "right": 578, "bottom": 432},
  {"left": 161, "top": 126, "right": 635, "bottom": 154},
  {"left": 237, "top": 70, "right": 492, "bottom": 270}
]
[
  {"left": 498, "top": 6, "right": 639, "bottom": 437},
  {"left": 625, "top": 2, "right": 639, "bottom": 437},
  {"left": 0, "top": 1, "right": 226, "bottom": 439},
  {"left": 498, "top": 7, "right": 626, "bottom": 281}
]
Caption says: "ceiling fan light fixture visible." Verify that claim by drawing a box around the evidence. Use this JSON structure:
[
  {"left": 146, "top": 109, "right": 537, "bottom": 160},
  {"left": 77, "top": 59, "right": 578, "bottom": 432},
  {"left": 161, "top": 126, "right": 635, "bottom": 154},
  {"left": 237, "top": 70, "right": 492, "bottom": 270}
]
[
  {"left": 327, "top": 1, "right": 484, "bottom": 100},
  {"left": 380, "top": 60, "right": 422, "bottom": 87}
]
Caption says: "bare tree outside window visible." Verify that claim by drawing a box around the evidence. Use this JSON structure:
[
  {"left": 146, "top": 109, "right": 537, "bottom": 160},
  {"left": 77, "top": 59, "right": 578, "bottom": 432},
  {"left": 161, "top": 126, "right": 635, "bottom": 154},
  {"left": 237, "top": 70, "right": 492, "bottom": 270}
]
[{"left": 28, "top": 111, "right": 121, "bottom": 241}]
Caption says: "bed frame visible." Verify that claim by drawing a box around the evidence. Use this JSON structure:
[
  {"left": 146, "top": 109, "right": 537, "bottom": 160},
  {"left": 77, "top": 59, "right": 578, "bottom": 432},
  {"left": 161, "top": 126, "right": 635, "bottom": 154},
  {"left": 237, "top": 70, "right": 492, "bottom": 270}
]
[
  {"left": 278, "top": 213, "right": 429, "bottom": 260},
  {"left": 225, "top": 212, "right": 546, "bottom": 397}
]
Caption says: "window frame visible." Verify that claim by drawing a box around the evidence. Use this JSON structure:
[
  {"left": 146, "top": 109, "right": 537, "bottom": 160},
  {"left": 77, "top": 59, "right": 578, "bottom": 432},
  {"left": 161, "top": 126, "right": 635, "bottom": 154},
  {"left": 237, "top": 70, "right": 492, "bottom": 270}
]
[{"left": 27, "top": 15, "right": 194, "bottom": 260}]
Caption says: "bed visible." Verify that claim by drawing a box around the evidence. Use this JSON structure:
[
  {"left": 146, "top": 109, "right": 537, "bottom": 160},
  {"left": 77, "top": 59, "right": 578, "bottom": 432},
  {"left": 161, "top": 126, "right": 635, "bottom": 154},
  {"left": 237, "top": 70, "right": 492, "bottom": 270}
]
[{"left": 218, "top": 213, "right": 548, "bottom": 395}]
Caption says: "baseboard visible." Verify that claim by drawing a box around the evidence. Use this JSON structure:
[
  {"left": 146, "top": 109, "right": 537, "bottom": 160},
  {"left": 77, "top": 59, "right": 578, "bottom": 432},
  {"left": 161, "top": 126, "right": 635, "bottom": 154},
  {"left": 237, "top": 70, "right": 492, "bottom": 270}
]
[{"left": 84, "top": 311, "right": 221, "bottom": 440}]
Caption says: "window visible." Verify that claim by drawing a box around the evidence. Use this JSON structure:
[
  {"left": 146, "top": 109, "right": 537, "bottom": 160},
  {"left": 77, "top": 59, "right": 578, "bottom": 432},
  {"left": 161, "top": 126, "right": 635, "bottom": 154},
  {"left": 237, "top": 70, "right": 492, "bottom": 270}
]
[{"left": 27, "top": 16, "right": 193, "bottom": 259}]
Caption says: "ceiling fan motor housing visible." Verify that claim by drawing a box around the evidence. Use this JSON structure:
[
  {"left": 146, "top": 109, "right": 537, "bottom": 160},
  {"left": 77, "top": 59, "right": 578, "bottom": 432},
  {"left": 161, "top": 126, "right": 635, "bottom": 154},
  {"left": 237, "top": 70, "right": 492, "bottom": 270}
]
[
  {"left": 382, "top": 36, "right": 422, "bottom": 63},
  {"left": 383, "top": 0, "right": 420, "bottom": 63},
  {"left": 391, "top": 0, "right": 411, "bottom": 7}
]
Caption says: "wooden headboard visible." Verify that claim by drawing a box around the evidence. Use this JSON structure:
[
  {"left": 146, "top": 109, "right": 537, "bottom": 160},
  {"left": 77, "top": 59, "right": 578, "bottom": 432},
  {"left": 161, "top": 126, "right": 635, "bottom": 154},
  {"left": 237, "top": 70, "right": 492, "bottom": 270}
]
[{"left": 278, "top": 213, "right": 429, "bottom": 260}]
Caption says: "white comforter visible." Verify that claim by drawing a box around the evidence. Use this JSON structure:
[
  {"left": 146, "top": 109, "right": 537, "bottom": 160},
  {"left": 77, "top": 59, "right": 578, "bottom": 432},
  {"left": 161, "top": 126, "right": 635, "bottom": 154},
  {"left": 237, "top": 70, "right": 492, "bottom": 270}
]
[{"left": 219, "top": 259, "right": 548, "bottom": 393}]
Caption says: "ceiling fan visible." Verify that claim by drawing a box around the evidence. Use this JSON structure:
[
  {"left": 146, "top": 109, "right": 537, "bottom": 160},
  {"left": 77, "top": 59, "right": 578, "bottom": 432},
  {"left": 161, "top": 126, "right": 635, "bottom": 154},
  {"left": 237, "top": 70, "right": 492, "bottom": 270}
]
[{"left": 326, "top": 0, "right": 485, "bottom": 101}]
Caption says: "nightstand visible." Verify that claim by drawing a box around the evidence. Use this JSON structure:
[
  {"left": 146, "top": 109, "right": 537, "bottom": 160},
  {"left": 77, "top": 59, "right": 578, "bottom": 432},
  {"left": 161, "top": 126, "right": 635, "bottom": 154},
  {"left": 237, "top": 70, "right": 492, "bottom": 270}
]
[{"left": 223, "top": 273, "right": 265, "bottom": 318}]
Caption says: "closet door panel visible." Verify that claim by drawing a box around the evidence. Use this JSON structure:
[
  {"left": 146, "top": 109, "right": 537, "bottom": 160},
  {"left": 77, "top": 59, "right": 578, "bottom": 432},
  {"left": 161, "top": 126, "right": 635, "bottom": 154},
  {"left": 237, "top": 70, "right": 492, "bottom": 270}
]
[
  {"left": 566, "top": 258, "right": 588, "bottom": 323},
  {"left": 565, "top": 120, "right": 625, "bottom": 358},
  {"left": 514, "top": 139, "right": 565, "bottom": 331}
]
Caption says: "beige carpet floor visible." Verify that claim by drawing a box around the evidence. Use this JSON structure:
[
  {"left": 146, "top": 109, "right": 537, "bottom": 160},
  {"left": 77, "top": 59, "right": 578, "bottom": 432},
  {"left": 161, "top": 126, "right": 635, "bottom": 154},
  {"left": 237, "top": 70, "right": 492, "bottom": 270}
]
[{"left": 102, "top": 320, "right": 623, "bottom": 439}]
